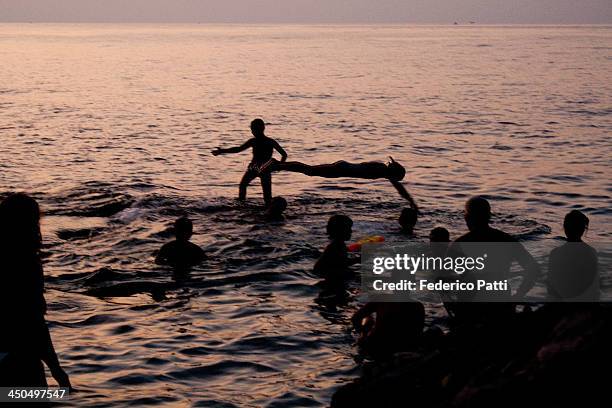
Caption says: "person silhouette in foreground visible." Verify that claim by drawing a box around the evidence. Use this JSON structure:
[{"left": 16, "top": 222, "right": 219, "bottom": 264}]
[
  {"left": 0, "top": 193, "right": 71, "bottom": 388},
  {"left": 314, "top": 215, "right": 360, "bottom": 281},
  {"left": 399, "top": 207, "right": 418, "bottom": 235},
  {"left": 451, "top": 196, "right": 540, "bottom": 324},
  {"left": 352, "top": 299, "right": 425, "bottom": 356},
  {"left": 212, "top": 119, "right": 287, "bottom": 205},
  {"left": 428, "top": 226, "right": 467, "bottom": 320},
  {"left": 260, "top": 157, "right": 418, "bottom": 210},
  {"left": 430, "top": 226, "right": 450, "bottom": 243},
  {"left": 264, "top": 196, "right": 287, "bottom": 222},
  {"left": 547, "top": 210, "right": 598, "bottom": 301},
  {"left": 156, "top": 217, "right": 206, "bottom": 269}
]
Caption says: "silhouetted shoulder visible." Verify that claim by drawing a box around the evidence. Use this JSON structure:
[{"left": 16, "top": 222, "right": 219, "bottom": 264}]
[
  {"left": 186, "top": 241, "right": 207, "bottom": 260},
  {"left": 156, "top": 241, "right": 205, "bottom": 267},
  {"left": 314, "top": 241, "right": 348, "bottom": 275},
  {"left": 550, "top": 241, "right": 597, "bottom": 260},
  {"left": 455, "top": 227, "right": 516, "bottom": 243},
  {"left": 157, "top": 241, "right": 177, "bottom": 258},
  {"left": 548, "top": 241, "right": 598, "bottom": 300}
]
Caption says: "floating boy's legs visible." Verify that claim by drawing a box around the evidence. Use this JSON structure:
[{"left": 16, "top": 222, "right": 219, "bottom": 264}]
[
  {"left": 261, "top": 159, "right": 353, "bottom": 178},
  {"left": 238, "top": 169, "right": 258, "bottom": 200},
  {"left": 308, "top": 161, "right": 352, "bottom": 178},
  {"left": 260, "top": 172, "right": 272, "bottom": 205},
  {"left": 260, "top": 159, "right": 313, "bottom": 175}
]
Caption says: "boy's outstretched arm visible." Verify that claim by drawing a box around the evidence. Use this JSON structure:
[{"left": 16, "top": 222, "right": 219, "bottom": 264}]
[
  {"left": 272, "top": 140, "right": 288, "bottom": 162},
  {"left": 212, "top": 139, "right": 253, "bottom": 156},
  {"left": 390, "top": 180, "right": 418, "bottom": 212}
]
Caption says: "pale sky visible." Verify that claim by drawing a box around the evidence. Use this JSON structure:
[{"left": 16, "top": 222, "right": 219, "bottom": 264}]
[{"left": 0, "top": 0, "right": 611, "bottom": 24}]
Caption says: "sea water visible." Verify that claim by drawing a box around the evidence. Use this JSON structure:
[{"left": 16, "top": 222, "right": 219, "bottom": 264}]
[{"left": 0, "top": 24, "right": 610, "bottom": 406}]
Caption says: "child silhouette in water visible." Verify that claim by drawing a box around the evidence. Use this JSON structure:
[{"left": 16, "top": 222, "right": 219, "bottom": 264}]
[
  {"left": 261, "top": 157, "right": 417, "bottom": 210},
  {"left": 264, "top": 196, "right": 288, "bottom": 222},
  {"left": 212, "top": 119, "right": 287, "bottom": 205},
  {"left": 352, "top": 301, "right": 425, "bottom": 356},
  {"left": 156, "top": 217, "right": 206, "bottom": 268},
  {"left": 547, "top": 210, "right": 599, "bottom": 301},
  {"left": 314, "top": 214, "right": 360, "bottom": 280}
]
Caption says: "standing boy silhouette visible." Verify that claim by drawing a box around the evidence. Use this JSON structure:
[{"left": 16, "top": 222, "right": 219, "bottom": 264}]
[{"left": 212, "top": 119, "right": 287, "bottom": 205}]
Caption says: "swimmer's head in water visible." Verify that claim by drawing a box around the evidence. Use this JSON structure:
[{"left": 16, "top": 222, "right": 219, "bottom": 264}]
[
  {"left": 266, "top": 196, "right": 287, "bottom": 218},
  {"left": 387, "top": 157, "right": 406, "bottom": 181},
  {"left": 465, "top": 196, "right": 491, "bottom": 231},
  {"left": 251, "top": 118, "right": 266, "bottom": 137},
  {"left": 430, "top": 226, "right": 450, "bottom": 242},
  {"left": 399, "top": 207, "right": 418, "bottom": 233},
  {"left": 174, "top": 217, "right": 193, "bottom": 241},
  {"left": 564, "top": 210, "right": 589, "bottom": 241},
  {"left": 327, "top": 214, "right": 353, "bottom": 241},
  {"left": 0, "top": 192, "right": 42, "bottom": 251}
]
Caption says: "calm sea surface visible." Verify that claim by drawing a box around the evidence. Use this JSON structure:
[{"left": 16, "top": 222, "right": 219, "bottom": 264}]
[{"left": 0, "top": 24, "right": 611, "bottom": 406}]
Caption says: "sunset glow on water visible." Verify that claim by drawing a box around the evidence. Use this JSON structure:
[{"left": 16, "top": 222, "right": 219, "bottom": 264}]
[{"left": 0, "top": 24, "right": 610, "bottom": 406}]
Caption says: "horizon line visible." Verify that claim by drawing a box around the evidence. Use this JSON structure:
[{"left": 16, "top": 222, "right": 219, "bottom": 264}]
[{"left": 1, "top": 21, "right": 612, "bottom": 26}]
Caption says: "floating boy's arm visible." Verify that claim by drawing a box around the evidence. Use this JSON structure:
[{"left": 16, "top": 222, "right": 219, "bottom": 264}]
[
  {"left": 390, "top": 180, "right": 419, "bottom": 212},
  {"left": 212, "top": 139, "right": 253, "bottom": 156},
  {"left": 272, "top": 139, "right": 288, "bottom": 162}
]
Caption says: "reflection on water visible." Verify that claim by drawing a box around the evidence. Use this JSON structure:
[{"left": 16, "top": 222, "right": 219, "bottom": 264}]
[{"left": 0, "top": 24, "right": 611, "bottom": 406}]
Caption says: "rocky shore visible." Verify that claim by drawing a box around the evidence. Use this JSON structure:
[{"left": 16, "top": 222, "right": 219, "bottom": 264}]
[{"left": 332, "top": 305, "right": 611, "bottom": 407}]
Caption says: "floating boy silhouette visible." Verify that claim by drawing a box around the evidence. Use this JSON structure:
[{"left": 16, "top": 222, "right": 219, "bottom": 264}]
[{"left": 260, "top": 157, "right": 418, "bottom": 210}]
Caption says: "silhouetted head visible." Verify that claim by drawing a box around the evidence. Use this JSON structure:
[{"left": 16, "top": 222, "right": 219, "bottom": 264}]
[
  {"left": 327, "top": 214, "right": 353, "bottom": 242},
  {"left": 387, "top": 157, "right": 406, "bottom": 181},
  {"left": 563, "top": 210, "right": 589, "bottom": 242},
  {"left": 266, "top": 196, "right": 287, "bottom": 219},
  {"left": 430, "top": 227, "right": 450, "bottom": 243},
  {"left": 399, "top": 207, "right": 418, "bottom": 233},
  {"left": 0, "top": 193, "right": 42, "bottom": 253},
  {"left": 250, "top": 118, "right": 266, "bottom": 137},
  {"left": 174, "top": 217, "right": 193, "bottom": 242},
  {"left": 465, "top": 196, "right": 491, "bottom": 232}
]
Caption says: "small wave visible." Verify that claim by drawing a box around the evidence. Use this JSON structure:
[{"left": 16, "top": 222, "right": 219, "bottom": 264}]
[
  {"left": 111, "top": 372, "right": 170, "bottom": 386},
  {"left": 114, "top": 207, "right": 146, "bottom": 223},
  {"left": 85, "top": 281, "right": 171, "bottom": 298},
  {"left": 490, "top": 143, "right": 513, "bottom": 151},
  {"left": 110, "top": 324, "right": 136, "bottom": 335},
  {"left": 46, "top": 187, "right": 134, "bottom": 218},
  {"left": 82, "top": 267, "right": 126, "bottom": 285},
  {"left": 498, "top": 121, "right": 528, "bottom": 127},
  {"left": 57, "top": 227, "right": 105, "bottom": 241},
  {"left": 167, "top": 360, "right": 277, "bottom": 380},
  {"left": 58, "top": 314, "right": 122, "bottom": 328}
]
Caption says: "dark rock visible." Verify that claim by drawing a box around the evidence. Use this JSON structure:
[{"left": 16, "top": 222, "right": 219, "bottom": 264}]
[{"left": 332, "top": 305, "right": 611, "bottom": 408}]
